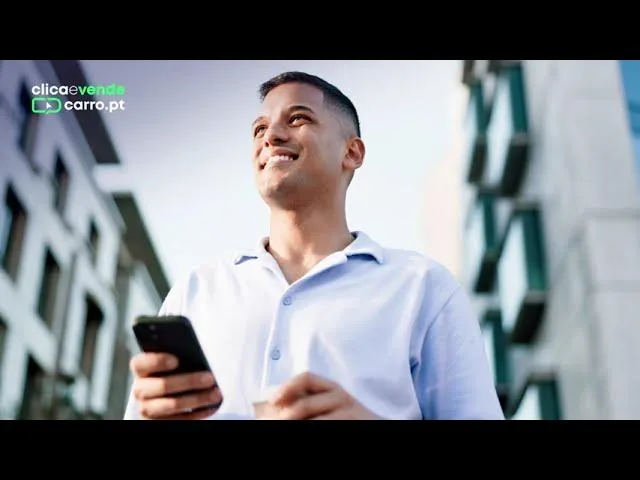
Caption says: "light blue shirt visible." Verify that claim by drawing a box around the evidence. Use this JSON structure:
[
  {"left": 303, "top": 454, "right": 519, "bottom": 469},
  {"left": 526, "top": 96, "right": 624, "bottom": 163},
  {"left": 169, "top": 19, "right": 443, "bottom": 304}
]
[{"left": 124, "top": 231, "right": 504, "bottom": 420}]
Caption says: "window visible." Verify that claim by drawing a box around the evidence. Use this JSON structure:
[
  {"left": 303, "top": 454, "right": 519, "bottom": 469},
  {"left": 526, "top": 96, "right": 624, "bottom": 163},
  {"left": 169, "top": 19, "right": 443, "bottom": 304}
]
[
  {"left": 619, "top": 61, "right": 640, "bottom": 183},
  {"left": 497, "top": 206, "right": 548, "bottom": 344},
  {"left": 52, "top": 152, "right": 70, "bottom": 215},
  {"left": 18, "top": 356, "right": 48, "bottom": 420},
  {"left": 0, "top": 185, "right": 28, "bottom": 281},
  {"left": 17, "top": 81, "right": 39, "bottom": 160},
  {"left": 88, "top": 220, "right": 100, "bottom": 266},
  {"left": 484, "top": 63, "right": 530, "bottom": 197},
  {"left": 510, "top": 375, "right": 562, "bottom": 420},
  {"left": 106, "top": 336, "right": 135, "bottom": 420},
  {"left": 0, "top": 318, "right": 6, "bottom": 397},
  {"left": 463, "top": 81, "right": 489, "bottom": 184},
  {"left": 37, "top": 248, "right": 61, "bottom": 329},
  {"left": 463, "top": 192, "right": 500, "bottom": 293},
  {"left": 81, "top": 294, "right": 103, "bottom": 385},
  {"left": 481, "top": 309, "right": 510, "bottom": 410}
]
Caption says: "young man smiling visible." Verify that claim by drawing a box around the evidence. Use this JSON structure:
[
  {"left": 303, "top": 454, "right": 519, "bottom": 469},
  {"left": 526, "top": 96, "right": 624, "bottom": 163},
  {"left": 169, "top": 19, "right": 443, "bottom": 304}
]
[{"left": 125, "top": 71, "right": 505, "bottom": 421}]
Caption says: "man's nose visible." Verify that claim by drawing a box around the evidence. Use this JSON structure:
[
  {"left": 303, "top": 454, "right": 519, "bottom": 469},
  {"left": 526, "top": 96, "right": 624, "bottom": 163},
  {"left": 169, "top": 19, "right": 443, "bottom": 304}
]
[{"left": 264, "top": 122, "right": 288, "bottom": 145}]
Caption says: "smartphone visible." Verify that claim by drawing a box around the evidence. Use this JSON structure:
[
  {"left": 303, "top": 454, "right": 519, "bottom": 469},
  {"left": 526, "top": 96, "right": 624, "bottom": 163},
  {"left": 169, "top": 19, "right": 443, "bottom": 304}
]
[{"left": 132, "top": 314, "right": 212, "bottom": 377}]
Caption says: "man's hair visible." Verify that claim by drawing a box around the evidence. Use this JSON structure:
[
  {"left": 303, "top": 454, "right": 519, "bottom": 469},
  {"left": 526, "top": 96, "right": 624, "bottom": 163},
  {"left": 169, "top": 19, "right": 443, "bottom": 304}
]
[{"left": 258, "top": 71, "right": 361, "bottom": 138}]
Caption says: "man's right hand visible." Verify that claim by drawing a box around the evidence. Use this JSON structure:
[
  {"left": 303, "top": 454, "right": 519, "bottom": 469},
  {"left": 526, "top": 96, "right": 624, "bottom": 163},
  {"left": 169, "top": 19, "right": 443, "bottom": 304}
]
[{"left": 129, "top": 352, "right": 222, "bottom": 420}]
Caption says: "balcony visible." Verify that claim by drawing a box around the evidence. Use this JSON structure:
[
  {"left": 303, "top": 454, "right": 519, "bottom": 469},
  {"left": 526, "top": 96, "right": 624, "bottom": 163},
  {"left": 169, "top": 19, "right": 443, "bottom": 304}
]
[
  {"left": 462, "top": 81, "right": 488, "bottom": 184},
  {"left": 480, "top": 309, "right": 510, "bottom": 411},
  {"left": 463, "top": 192, "right": 500, "bottom": 293},
  {"left": 497, "top": 206, "right": 547, "bottom": 344},
  {"left": 483, "top": 63, "right": 530, "bottom": 197},
  {"left": 508, "top": 373, "right": 562, "bottom": 420}
]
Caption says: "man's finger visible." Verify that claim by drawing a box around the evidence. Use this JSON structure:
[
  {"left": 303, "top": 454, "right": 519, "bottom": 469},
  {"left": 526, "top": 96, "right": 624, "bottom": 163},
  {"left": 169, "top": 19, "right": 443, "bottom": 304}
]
[
  {"left": 134, "top": 371, "right": 216, "bottom": 400},
  {"left": 139, "top": 388, "right": 222, "bottom": 419},
  {"left": 271, "top": 372, "right": 336, "bottom": 406},
  {"left": 310, "top": 411, "right": 344, "bottom": 420},
  {"left": 157, "top": 405, "right": 220, "bottom": 421},
  {"left": 130, "top": 353, "right": 178, "bottom": 377},
  {"left": 279, "top": 390, "right": 343, "bottom": 420}
]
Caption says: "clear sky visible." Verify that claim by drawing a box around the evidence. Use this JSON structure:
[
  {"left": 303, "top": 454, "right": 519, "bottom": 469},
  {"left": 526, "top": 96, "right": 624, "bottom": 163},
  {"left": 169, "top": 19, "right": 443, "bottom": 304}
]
[{"left": 81, "top": 60, "right": 465, "bottom": 285}]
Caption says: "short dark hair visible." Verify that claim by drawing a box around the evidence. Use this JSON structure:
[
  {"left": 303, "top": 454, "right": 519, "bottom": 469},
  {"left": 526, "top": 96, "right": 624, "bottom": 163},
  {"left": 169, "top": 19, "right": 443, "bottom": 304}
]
[{"left": 258, "top": 71, "right": 361, "bottom": 137}]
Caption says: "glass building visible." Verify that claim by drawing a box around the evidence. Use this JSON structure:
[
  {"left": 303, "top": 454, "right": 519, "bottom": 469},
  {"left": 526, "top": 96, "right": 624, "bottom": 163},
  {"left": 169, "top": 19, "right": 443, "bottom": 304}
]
[{"left": 459, "top": 60, "right": 640, "bottom": 420}]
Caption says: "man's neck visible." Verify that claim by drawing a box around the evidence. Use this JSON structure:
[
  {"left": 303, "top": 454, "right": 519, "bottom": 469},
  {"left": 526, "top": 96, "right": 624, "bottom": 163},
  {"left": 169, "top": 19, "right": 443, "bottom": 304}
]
[{"left": 267, "top": 204, "right": 354, "bottom": 284}]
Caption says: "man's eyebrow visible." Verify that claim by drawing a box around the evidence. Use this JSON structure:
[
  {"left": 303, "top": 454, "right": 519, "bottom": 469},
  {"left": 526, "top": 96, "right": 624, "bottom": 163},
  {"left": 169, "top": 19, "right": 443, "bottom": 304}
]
[
  {"left": 287, "top": 104, "right": 315, "bottom": 115},
  {"left": 251, "top": 105, "right": 316, "bottom": 129},
  {"left": 251, "top": 116, "right": 266, "bottom": 129}
]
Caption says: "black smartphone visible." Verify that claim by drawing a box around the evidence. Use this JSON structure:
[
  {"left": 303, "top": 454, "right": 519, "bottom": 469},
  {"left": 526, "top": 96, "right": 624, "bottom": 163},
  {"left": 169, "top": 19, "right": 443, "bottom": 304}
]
[{"left": 132, "top": 314, "right": 212, "bottom": 377}]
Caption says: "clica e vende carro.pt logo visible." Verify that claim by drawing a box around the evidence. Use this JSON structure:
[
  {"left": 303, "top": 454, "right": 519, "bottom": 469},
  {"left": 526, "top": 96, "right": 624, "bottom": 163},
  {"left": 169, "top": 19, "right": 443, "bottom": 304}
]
[{"left": 31, "top": 83, "right": 126, "bottom": 115}]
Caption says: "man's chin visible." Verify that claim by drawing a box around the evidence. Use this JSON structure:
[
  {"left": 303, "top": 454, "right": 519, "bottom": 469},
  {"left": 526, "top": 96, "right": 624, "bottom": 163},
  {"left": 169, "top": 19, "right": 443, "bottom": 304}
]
[{"left": 258, "top": 179, "right": 304, "bottom": 208}]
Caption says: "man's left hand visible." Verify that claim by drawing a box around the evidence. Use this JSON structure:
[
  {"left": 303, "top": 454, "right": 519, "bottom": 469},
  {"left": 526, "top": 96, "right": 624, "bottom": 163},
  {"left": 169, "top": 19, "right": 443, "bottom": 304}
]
[{"left": 268, "top": 372, "right": 381, "bottom": 420}]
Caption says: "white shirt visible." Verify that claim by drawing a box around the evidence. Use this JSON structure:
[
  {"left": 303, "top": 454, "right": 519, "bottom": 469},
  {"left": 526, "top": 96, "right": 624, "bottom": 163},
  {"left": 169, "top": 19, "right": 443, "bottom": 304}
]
[{"left": 124, "top": 231, "right": 504, "bottom": 420}]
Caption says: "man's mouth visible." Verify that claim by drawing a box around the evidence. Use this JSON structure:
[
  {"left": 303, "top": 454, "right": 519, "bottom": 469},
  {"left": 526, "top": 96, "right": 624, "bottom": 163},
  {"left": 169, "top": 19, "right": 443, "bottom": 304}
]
[{"left": 262, "top": 153, "right": 299, "bottom": 169}]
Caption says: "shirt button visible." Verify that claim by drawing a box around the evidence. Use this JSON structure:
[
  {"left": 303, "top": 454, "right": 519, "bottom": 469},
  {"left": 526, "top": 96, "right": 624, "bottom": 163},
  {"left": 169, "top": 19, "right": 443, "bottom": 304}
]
[
  {"left": 282, "top": 296, "right": 292, "bottom": 306},
  {"left": 270, "top": 348, "right": 281, "bottom": 360}
]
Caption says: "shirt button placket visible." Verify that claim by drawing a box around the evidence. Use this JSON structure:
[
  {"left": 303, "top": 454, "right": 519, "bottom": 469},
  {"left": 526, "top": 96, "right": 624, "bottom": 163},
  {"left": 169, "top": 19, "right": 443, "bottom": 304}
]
[
  {"left": 269, "top": 295, "right": 292, "bottom": 369},
  {"left": 270, "top": 348, "right": 281, "bottom": 361}
]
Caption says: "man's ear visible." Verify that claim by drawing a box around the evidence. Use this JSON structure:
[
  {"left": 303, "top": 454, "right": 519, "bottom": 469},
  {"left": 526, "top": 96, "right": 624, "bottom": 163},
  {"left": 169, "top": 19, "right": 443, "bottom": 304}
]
[{"left": 343, "top": 137, "right": 365, "bottom": 173}]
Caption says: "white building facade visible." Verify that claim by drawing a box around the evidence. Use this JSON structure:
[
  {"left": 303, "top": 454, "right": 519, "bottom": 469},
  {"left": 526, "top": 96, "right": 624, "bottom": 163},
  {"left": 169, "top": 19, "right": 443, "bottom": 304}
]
[
  {"left": 0, "top": 59, "right": 170, "bottom": 419},
  {"left": 459, "top": 60, "right": 640, "bottom": 420}
]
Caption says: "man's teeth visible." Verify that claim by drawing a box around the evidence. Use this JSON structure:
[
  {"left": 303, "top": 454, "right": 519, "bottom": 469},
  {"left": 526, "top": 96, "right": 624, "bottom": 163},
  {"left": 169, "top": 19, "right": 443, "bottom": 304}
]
[{"left": 266, "top": 155, "right": 295, "bottom": 166}]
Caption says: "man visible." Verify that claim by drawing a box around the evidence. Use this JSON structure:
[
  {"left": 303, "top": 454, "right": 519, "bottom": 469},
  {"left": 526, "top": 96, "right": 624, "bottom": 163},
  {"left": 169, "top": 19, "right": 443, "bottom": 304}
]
[{"left": 125, "top": 71, "right": 504, "bottom": 420}]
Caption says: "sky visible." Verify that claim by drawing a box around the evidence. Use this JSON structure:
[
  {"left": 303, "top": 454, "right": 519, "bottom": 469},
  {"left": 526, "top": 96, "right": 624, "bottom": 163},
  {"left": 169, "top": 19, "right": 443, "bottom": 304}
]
[{"left": 81, "top": 60, "right": 466, "bottom": 285}]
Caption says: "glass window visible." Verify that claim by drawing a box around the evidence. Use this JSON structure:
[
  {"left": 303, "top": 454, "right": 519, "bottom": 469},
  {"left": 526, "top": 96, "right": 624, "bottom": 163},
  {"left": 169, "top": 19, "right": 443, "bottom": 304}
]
[
  {"left": 510, "top": 377, "right": 562, "bottom": 420},
  {"left": 619, "top": 61, "right": 640, "bottom": 183},
  {"left": 52, "top": 152, "right": 70, "bottom": 215},
  {"left": 481, "top": 309, "right": 510, "bottom": 411},
  {"left": 0, "top": 201, "right": 13, "bottom": 264},
  {"left": 463, "top": 193, "right": 499, "bottom": 293},
  {"left": 1, "top": 185, "right": 28, "bottom": 280},
  {"left": 511, "top": 384, "right": 541, "bottom": 420},
  {"left": 463, "top": 81, "right": 488, "bottom": 183},
  {"left": 497, "top": 208, "right": 547, "bottom": 344},
  {"left": 484, "top": 63, "right": 530, "bottom": 196},
  {"left": 0, "top": 317, "right": 6, "bottom": 398},
  {"left": 17, "top": 81, "right": 39, "bottom": 159}
]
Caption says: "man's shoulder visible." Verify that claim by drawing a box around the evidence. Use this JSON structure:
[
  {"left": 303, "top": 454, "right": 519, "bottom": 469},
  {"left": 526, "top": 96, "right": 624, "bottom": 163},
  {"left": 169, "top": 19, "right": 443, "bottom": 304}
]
[
  {"left": 159, "top": 254, "right": 243, "bottom": 313},
  {"left": 381, "top": 245, "right": 460, "bottom": 286},
  {"left": 377, "top": 245, "right": 465, "bottom": 310},
  {"left": 174, "top": 253, "right": 242, "bottom": 284}
]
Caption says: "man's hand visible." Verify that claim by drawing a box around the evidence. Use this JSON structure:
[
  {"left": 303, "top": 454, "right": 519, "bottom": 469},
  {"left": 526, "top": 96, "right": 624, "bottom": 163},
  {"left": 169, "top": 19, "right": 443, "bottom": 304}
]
[
  {"left": 268, "top": 372, "right": 381, "bottom": 420},
  {"left": 129, "top": 352, "right": 222, "bottom": 420}
]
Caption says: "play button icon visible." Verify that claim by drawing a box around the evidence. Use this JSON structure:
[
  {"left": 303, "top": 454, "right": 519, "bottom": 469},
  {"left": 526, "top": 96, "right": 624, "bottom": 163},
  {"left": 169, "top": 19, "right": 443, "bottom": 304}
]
[{"left": 31, "top": 97, "right": 62, "bottom": 114}]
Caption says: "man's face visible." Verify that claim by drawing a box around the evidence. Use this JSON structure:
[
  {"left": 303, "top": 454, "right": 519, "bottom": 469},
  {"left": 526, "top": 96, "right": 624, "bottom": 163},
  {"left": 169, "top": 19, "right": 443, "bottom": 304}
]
[{"left": 251, "top": 82, "right": 350, "bottom": 207}]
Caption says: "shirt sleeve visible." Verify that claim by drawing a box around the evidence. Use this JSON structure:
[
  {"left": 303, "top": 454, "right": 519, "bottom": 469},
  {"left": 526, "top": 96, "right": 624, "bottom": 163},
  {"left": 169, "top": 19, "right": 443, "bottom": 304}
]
[{"left": 412, "top": 285, "right": 505, "bottom": 420}]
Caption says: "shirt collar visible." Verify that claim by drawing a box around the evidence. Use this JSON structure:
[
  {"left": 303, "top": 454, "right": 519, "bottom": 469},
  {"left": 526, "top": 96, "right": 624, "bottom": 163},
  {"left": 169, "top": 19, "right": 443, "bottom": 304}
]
[{"left": 233, "top": 231, "right": 384, "bottom": 265}]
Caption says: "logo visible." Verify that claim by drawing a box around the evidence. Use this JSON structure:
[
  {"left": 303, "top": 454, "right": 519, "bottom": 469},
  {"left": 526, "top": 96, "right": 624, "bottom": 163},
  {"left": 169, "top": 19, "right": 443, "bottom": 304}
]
[{"left": 30, "top": 83, "right": 127, "bottom": 115}]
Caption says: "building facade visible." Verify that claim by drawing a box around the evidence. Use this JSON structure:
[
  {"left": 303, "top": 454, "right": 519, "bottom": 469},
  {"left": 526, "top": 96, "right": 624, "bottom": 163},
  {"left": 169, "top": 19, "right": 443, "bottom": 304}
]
[
  {"left": 459, "top": 60, "right": 640, "bottom": 420},
  {"left": 0, "top": 59, "right": 170, "bottom": 420}
]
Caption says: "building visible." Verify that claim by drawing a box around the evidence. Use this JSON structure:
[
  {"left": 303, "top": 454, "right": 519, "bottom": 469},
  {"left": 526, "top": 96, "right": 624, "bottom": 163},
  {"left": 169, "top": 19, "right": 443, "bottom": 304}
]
[
  {"left": 0, "top": 59, "right": 170, "bottom": 420},
  {"left": 458, "top": 60, "right": 640, "bottom": 420}
]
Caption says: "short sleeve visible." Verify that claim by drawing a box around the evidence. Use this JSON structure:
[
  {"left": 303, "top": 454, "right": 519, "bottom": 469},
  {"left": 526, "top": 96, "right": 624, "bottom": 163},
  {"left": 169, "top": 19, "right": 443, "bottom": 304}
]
[{"left": 412, "top": 286, "right": 505, "bottom": 420}]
